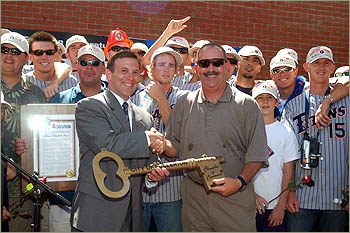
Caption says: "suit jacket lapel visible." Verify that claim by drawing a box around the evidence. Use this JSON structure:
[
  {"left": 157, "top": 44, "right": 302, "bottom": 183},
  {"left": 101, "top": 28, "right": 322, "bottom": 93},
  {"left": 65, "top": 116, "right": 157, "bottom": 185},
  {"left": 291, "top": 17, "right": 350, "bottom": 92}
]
[
  {"left": 130, "top": 103, "right": 147, "bottom": 132},
  {"left": 103, "top": 89, "right": 130, "bottom": 132}
]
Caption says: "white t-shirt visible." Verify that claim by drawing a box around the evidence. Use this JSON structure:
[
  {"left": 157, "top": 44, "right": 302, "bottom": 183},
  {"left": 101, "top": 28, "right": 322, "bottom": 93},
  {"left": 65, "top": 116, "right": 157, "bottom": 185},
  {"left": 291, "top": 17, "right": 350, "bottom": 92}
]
[{"left": 253, "top": 121, "right": 300, "bottom": 209}]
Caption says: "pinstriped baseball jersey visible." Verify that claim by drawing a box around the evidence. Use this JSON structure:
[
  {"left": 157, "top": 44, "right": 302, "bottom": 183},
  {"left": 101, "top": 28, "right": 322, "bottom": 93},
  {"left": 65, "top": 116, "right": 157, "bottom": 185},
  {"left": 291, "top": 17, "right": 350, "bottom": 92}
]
[
  {"left": 133, "top": 86, "right": 189, "bottom": 203},
  {"left": 25, "top": 71, "right": 78, "bottom": 93},
  {"left": 282, "top": 87, "right": 348, "bottom": 210},
  {"left": 171, "top": 71, "right": 201, "bottom": 91}
]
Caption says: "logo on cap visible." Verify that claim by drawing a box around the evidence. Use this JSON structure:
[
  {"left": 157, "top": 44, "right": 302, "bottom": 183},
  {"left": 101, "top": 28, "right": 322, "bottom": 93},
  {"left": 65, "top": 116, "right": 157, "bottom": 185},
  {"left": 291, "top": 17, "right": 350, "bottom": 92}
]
[{"left": 115, "top": 30, "right": 124, "bottom": 40}]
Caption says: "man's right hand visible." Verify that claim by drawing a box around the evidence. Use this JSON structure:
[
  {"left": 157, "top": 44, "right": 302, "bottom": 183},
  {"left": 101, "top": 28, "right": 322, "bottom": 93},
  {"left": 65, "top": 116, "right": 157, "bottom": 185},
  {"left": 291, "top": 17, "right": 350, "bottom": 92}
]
[
  {"left": 164, "top": 16, "right": 191, "bottom": 37},
  {"left": 146, "top": 128, "right": 165, "bottom": 154},
  {"left": 286, "top": 192, "right": 299, "bottom": 213},
  {"left": 15, "top": 138, "right": 29, "bottom": 156}
]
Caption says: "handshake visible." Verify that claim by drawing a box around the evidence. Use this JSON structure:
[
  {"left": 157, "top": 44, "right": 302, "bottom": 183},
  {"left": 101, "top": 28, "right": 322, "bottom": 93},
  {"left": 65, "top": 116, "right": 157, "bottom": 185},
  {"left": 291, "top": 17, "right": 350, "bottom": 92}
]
[{"left": 145, "top": 127, "right": 167, "bottom": 155}]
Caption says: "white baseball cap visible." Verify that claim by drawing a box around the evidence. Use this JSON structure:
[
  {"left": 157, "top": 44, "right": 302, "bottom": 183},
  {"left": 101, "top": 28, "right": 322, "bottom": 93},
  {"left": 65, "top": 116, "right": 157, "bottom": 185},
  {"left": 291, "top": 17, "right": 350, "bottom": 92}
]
[
  {"left": 222, "top": 45, "right": 241, "bottom": 62},
  {"left": 77, "top": 44, "right": 105, "bottom": 62},
  {"left": 1, "top": 32, "right": 29, "bottom": 54},
  {"left": 165, "top": 36, "right": 190, "bottom": 49},
  {"left": 189, "top": 40, "right": 210, "bottom": 57},
  {"left": 238, "top": 45, "right": 265, "bottom": 66},
  {"left": 131, "top": 42, "right": 148, "bottom": 53},
  {"left": 151, "top": 47, "right": 183, "bottom": 66},
  {"left": 306, "top": 46, "right": 334, "bottom": 64},
  {"left": 65, "top": 35, "right": 88, "bottom": 53},
  {"left": 252, "top": 81, "right": 278, "bottom": 99},
  {"left": 277, "top": 48, "right": 298, "bottom": 64},
  {"left": 270, "top": 55, "right": 297, "bottom": 71}
]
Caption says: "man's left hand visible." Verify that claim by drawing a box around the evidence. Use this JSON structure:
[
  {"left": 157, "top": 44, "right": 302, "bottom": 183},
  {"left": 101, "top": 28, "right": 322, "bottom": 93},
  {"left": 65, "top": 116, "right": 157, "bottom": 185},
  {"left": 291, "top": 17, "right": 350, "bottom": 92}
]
[{"left": 210, "top": 177, "right": 241, "bottom": 196}]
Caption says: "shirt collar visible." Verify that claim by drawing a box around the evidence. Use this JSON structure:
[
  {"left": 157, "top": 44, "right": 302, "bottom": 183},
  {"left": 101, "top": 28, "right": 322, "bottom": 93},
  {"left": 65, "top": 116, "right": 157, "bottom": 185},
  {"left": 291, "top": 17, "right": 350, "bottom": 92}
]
[
  {"left": 197, "top": 84, "right": 233, "bottom": 104},
  {"left": 110, "top": 90, "right": 131, "bottom": 107}
]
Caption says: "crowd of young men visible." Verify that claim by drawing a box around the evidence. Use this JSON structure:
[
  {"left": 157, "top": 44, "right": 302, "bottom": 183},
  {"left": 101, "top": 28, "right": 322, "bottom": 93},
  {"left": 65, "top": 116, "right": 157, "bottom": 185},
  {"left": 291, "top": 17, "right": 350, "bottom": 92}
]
[{"left": 1, "top": 15, "right": 349, "bottom": 232}]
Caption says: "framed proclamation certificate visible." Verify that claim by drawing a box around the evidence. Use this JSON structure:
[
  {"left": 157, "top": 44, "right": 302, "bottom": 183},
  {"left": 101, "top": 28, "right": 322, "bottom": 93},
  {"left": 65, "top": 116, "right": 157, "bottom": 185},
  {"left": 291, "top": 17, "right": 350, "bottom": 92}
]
[{"left": 20, "top": 104, "right": 79, "bottom": 192}]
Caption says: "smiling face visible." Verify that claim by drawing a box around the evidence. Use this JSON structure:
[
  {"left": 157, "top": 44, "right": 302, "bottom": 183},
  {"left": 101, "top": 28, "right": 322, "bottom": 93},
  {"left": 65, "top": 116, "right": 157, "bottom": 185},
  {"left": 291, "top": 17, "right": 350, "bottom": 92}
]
[
  {"left": 106, "top": 56, "right": 140, "bottom": 101},
  {"left": 270, "top": 66, "right": 298, "bottom": 95},
  {"left": 29, "top": 41, "right": 57, "bottom": 74},
  {"left": 303, "top": 58, "right": 335, "bottom": 85},
  {"left": 153, "top": 53, "right": 176, "bottom": 85},
  {"left": 1, "top": 43, "right": 28, "bottom": 78},
  {"left": 196, "top": 45, "right": 229, "bottom": 91}
]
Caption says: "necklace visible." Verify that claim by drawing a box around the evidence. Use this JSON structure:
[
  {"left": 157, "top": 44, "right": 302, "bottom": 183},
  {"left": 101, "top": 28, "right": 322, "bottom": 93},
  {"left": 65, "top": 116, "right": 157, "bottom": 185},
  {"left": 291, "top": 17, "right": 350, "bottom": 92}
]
[{"left": 155, "top": 86, "right": 173, "bottom": 131}]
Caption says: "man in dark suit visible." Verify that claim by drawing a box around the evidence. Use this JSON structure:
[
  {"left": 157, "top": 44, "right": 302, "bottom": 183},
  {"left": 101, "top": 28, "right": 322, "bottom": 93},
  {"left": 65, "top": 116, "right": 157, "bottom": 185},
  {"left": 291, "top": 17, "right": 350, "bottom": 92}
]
[{"left": 70, "top": 51, "right": 168, "bottom": 232}]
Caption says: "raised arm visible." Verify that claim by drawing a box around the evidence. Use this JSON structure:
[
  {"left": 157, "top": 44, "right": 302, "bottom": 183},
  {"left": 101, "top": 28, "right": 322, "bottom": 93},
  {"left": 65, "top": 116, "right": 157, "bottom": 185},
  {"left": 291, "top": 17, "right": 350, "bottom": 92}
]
[{"left": 142, "top": 16, "right": 190, "bottom": 66}]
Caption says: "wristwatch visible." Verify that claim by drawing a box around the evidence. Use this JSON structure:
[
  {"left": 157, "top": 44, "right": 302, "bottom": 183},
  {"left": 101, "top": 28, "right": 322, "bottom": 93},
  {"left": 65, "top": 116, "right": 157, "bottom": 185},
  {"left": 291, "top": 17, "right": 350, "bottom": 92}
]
[
  {"left": 236, "top": 175, "right": 247, "bottom": 192},
  {"left": 325, "top": 94, "right": 335, "bottom": 105}
]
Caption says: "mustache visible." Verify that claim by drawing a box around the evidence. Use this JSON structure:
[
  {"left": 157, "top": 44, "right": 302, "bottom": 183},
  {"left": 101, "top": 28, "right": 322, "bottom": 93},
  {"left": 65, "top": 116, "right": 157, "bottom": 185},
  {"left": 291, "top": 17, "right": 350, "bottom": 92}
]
[{"left": 204, "top": 71, "right": 219, "bottom": 77}]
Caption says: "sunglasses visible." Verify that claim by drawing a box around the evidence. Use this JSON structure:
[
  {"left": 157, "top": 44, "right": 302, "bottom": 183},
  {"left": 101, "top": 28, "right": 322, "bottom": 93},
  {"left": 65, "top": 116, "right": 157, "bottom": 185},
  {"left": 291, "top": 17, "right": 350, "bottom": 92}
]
[
  {"left": 1, "top": 46, "right": 24, "bottom": 55},
  {"left": 197, "top": 58, "right": 226, "bottom": 68},
  {"left": 111, "top": 46, "right": 130, "bottom": 52},
  {"left": 271, "top": 66, "right": 294, "bottom": 74},
  {"left": 228, "top": 58, "right": 237, "bottom": 65},
  {"left": 136, "top": 51, "right": 146, "bottom": 57},
  {"left": 335, "top": 71, "right": 349, "bottom": 77},
  {"left": 31, "top": 49, "right": 56, "bottom": 56},
  {"left": 169, "top": 47, "right": 188, "bottom": 54},
  {"left": 79, "top": 60, "right": 101, "bottom": 67}
]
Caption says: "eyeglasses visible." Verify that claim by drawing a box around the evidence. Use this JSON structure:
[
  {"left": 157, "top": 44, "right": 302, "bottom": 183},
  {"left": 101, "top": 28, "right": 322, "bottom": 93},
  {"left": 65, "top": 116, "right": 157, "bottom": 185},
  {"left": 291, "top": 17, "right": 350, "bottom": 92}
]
[
  {"left": 31, "top": 49, "right": 56, "bottom": 56},
  {"left": 228, "top": 58, "right": 237, "bottom": 65},
  {"left": 111, "top": 46, "right": 130, "bottom": 52},
  {"left": 136, "top": 51, "right": 146, "bottom": 57},
  {"left": 271, "top": 66, "right": 294, "bottom": 74},
  {"left": 335, "top": 71, "right": 349, "bottom": 77},
  {"left": 79, "top": 60, "right": 101, "bottom": 67},
  {"left": 1, "top": 46, "right": 24, "bottom": 55},
  {"left": 197, "top": 58, "right": 226, "bottom": 68},
  {"left": 169, "top": 47, "right": 188, "bottom": 54}
]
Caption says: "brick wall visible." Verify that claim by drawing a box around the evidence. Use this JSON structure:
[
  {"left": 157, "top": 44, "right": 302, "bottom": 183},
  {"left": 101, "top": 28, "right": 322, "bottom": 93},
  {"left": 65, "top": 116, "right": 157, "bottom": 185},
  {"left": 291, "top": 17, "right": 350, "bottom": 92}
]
[{"left": 2, "top": 1, "right": 349, "bottom": 79}]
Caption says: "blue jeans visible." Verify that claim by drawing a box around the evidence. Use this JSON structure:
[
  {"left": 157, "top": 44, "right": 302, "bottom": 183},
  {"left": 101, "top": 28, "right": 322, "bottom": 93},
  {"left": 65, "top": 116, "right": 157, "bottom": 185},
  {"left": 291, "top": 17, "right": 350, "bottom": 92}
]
[
  {"left": 256, "top": 209, "right": 287, "bottom": 232},
  {"left": 142, "top": 200, "right": 182, "bottom": 232},
  {"left": 286, "top": 208, "right": 348, "bottom": 232}
]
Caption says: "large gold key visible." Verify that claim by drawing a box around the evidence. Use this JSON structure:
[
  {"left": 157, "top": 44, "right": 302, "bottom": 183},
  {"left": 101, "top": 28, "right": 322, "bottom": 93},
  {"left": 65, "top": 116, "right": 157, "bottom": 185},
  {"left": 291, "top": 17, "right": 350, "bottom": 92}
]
[{"left": 92, "top": 148, "right": 225, "bottom": 199}]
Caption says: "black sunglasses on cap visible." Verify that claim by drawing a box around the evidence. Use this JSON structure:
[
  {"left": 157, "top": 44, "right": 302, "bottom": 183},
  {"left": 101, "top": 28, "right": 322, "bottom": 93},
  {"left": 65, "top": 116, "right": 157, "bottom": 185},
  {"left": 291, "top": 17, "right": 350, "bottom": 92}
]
[
  {"left": 197, "top": 58, "right": 226, "bottom": 68},
  {"left": 271, "top": 66, "right": 294, "bottom": 75},
  {"left": 79, "top": 60, "right": 101, "bottom": 67},
  {"left": 1, "top": 46, "right": 24, "bottom": 55},
  {"left": 335, "top": 71, "right": 349, "bottom": 77},
  {"left": 228, "top": 58, "right": 237, "bottom": 65},
  {"left": 169, "top": 47, "right": 188, "bottom": 54},
  {"left": 111, "top": 46, "right": 130, "bottom": 52},
  {"left": 31, "top": 49, "right": 56, "bottom": 56}
]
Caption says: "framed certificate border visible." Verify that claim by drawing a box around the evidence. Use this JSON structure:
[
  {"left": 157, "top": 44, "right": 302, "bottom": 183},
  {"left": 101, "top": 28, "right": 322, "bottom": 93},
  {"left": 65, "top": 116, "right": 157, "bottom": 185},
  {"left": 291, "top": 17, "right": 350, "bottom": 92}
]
[{"left": 20, "top": 104, "right": 79, "bottom": 192}]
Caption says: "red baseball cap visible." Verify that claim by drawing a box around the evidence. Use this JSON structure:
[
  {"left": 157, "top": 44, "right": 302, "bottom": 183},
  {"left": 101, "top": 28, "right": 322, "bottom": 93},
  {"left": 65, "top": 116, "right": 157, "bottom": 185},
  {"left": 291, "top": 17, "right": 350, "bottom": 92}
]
[{"left": 104, "top": 28, "right": 133, "bottom": 55}]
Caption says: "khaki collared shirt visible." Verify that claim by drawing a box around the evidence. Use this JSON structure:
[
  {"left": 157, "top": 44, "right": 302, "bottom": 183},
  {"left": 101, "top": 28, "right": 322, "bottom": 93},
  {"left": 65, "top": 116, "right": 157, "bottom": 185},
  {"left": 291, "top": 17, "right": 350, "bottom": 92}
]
[{"left": 165, "top": 84, "right": 268, "bottom": 183}]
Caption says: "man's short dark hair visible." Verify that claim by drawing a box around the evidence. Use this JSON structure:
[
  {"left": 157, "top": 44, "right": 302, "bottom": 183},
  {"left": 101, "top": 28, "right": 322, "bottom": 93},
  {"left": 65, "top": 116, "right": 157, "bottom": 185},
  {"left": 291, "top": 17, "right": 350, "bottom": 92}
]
[
  {"left": 28, "top": 31, "right": 58, "bottom": 52},
  {"left": 107, "top": 51, "right": 140, "bottom": 73},
  {"left": 197, "top": 43, "right": 227, "bottom": 61}
]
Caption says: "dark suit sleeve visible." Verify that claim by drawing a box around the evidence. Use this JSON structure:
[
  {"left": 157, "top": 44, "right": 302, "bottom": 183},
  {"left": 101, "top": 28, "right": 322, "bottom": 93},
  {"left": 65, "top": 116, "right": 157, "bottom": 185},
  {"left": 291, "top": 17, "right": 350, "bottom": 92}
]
[{"left": 75, "top": 98, "right": 151, "bottom": 159}]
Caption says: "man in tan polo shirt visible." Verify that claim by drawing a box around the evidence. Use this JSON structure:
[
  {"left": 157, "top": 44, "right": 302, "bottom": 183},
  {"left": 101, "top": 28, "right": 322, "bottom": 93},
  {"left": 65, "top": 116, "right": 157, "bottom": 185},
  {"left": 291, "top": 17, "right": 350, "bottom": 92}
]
[{"left": 163, "top": 43, "right": 268, "bottom": 231}]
